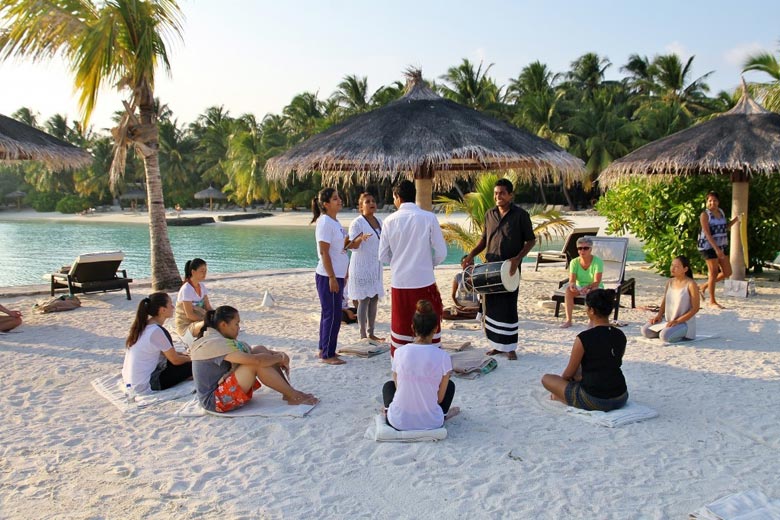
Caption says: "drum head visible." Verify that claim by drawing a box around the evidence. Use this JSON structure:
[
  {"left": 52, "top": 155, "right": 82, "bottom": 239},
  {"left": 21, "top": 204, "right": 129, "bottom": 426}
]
[{"left": 500, "top": 260, "right": 520, "bottom": 292}]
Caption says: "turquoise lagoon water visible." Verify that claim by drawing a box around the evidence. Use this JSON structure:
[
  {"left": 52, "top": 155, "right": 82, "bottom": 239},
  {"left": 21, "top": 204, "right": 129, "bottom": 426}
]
[{"left": 0, "top": 219, "right": 645, "bottom": 288}]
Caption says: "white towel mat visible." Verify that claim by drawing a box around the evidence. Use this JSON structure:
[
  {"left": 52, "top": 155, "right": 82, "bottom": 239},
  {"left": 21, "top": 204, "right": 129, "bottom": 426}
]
[
  {"left": 635, "top": 333, "right": 720, "bottom": 347},
  {"left": 91, "top": 374, "right": 195, "bottom": 413},
  {"left": 565, "top": 400, "right": 659, "bottom": 428},
  {"left": 364, "top": 414, "right": 447, "bottom": 442},
  {"left": 175, "top": 392, "right": 316, "bottom": 418},
  {"left": 689, "top": 489, "right": 780, "bottom": 519}
]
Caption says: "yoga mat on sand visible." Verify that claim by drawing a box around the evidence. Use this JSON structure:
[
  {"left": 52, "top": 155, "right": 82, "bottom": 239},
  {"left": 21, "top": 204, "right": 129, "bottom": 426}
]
[
  {"left": 175, "top": 392, "right": 316, "bottom": 418},
  {"left": 689, "top": 489, "right": 780, "bottom": 519},
  {"left": 440, "top": 341, "right": 471, "bottom": 352},
  {"left": 338, "top": 340, "right": 390, "bottom": 357},
  {"left": 91, "top": 374, "right": 195, "bottom": 413},
  {"left": 564, "top": 400, "right": 658, "bottom": 428}
]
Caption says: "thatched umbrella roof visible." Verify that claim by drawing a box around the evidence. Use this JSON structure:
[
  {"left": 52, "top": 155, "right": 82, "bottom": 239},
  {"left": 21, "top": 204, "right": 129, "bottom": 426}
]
[
  {"left": 266, "top": 69, "right": 585, "bottom": 209},
  {"left": 599, "top": 80, "right": 780, "bottom": 279},
  {"left": 119, "top": 189, "right": 146, "bottom": 201},
  {"left": 0, "top": 114, "right": 92, "bottom": 170},
  {"left": 194, "top": 185, "right": 226, "bottom": 210},
  {"left": 4, "top": 190, "right": 26, "bottom": 198}
]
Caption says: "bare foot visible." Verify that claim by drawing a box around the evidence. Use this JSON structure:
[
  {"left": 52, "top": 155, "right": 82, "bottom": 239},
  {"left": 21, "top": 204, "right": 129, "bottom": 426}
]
[
  {"left": 445, "top": 407, "right": 460, "bottom": 421},
  {"left": 321, "top": 356, "right": 346, "bottom": 365},
  {"left": 486, "top": 349, "right": 501, "bottom": 356},
  {"left": 284, "top": 391, "right": 319, "bottom": 406},
  {"left": 710, "top": 301, "right": 725, "bottom": 309},
  {"left": 560, "top": 321, "right": 572, "bottom": 329},
  {"left": 369, "top": 335, "right": 386, "bottom": 342},
  {"left": 506, "top": 351, "right": 518, "bottom": 361}
]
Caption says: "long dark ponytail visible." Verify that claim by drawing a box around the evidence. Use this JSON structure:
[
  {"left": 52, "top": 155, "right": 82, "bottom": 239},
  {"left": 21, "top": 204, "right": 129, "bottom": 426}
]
[
  {"left": 126, "top": 292, "right": 170, "bottom": 347},
  {"left": 183, "top": 258, "right": 207, "bottom": 281},
  {"left": 199, "top": 305, "right": 239, "bottom": 339},
  {"left": 310, "top": 187, "right": 337, "bottom": 224}
]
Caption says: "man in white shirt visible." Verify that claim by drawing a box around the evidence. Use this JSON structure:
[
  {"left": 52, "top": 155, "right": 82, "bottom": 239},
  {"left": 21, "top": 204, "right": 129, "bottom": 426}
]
[{"left": 379, "top": 180, "right": 448, "bottom": 353}]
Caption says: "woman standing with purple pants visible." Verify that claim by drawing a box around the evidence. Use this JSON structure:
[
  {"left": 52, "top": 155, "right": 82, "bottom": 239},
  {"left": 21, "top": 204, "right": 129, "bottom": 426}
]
[{"left": 311, "top": 187, "right": 367, "bottom": 365}]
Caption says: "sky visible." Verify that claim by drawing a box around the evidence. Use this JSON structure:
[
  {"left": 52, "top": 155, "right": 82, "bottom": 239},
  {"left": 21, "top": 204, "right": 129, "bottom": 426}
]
[{"left": 1, "top": 0, "right": 779, "bottom": 132}]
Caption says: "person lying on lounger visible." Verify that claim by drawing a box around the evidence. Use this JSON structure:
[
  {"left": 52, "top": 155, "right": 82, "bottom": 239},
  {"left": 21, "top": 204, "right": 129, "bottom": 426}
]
[
  {"left": 0, "top": 303, "right": 22, "bottom": 332},
  {"left": 190, "top": 306, "right": 318, "bottom": 413},
  {"left": 123, "top": 293, "right": 192, "bottom": 394},
  {"left": 541, "top": 289, "right": 628, "bottom": 412},
  {"left": 382, "top": 299, "right": 459, "bottom": 430}
]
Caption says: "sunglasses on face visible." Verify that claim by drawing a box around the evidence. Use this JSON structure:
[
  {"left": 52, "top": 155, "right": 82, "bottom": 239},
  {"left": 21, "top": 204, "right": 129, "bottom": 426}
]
[{"left": 577, "top": 246, "right": 591, "bottom": 250}]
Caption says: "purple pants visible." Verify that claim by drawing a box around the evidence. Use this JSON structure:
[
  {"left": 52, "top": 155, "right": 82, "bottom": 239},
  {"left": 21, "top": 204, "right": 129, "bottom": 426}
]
[{"left": 316, "top": 274, "right": 344, "bottom": 359}]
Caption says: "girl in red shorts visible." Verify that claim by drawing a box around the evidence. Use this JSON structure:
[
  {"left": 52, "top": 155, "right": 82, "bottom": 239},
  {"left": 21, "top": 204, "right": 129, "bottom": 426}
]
[{"left": 190, "top": 306, "right": 318, "bottom": 413}]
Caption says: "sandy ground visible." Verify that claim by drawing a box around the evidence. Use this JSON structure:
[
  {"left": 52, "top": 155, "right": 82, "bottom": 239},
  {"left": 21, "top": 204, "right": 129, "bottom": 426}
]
[{"left": 1, "top": 248, "right": 780, "bottom": 518}]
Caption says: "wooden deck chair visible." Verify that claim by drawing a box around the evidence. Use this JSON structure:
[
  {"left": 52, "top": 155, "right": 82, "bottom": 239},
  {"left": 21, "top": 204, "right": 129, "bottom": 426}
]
[
  {"left": 51, "top": 251, "right": 133, "bottom": 300},
  {"left": 550, "top": 236, "right": 636, "bottom": 320},
  {"left": 528, "top": 227, "right": 599, "bottom": 271}
]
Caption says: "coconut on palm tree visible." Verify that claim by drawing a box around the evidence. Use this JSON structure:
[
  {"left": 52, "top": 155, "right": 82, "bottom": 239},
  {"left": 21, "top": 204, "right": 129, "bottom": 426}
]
[
  {"left": 434, "top": 173, "right": 574, "bottom": 259},
  {"left": 0, "top": 0, "right": 185, "bottom": 290}
]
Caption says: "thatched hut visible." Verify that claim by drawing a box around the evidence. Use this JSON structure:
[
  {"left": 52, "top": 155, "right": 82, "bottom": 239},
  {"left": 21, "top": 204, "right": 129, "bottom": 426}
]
[
  {"left": 266, "top": 70, "right": 585, "bottom": 210},
  {"left": 0, "top": 114, "right": 92, "bottom": 170},
  {"left": 194, "top": 185, "right": 227, "bottom": 211},
  {"left": 599, "top": 81, "right": 780, "bottom": 280}
]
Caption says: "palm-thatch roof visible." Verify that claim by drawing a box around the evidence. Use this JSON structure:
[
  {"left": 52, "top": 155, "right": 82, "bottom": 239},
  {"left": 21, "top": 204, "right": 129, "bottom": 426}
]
[
  {"left": 266, "top": 70, "right": 584, "bottom": 189},
  {"left": 194, "top": 186, "right": 227, "bottom": 200},
  {"left": 600, "top": 82, "right": 780, "bottom": 187},
  {"left": 0, "top": 114, "right": 92, "bottom": 170}
]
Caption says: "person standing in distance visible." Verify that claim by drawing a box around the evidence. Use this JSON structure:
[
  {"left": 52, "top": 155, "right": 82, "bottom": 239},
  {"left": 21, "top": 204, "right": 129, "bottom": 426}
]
[
  {"left": 462, "top": 178, "right": 536, "bottom": 360},
  {"left": 379, "top": 180, "right": 448, "bottom": 354}
]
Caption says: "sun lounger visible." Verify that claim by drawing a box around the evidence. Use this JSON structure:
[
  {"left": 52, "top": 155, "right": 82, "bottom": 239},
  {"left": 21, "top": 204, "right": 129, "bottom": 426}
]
[
  {"left": 50, "top": 251, "right": 133, "bottom": 300},
  {"left": 527, "top": 227, "right": 599, "bottom": 271},
  {"left": 550, "top": 236, "right": 636, "bottom": 320}
]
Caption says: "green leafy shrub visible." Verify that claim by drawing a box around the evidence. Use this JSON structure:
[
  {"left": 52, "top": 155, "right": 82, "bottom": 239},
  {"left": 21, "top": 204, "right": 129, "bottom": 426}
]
[
  {"left": 55, "top": 195, "right": 91, "bottom": 214},
  {"left": 596, "top": 176, "right": 780, "bottom": 276},
  {"left": 26, "top": 191, "right": 63, "bottom": 212}
]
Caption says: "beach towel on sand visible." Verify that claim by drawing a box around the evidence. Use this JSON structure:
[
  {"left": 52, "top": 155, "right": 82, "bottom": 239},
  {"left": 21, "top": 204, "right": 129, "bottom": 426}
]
[
  {"left": 175, "top": 392, "right": 316, "bottom": 418},
  {"left": 364, "top": 414, "right": 447, "bottom": 442},
  {"left": 635, "top": 332, "right": 720, "bottom": 347},
  {"left": 91, "top": 374, "right": 195, "bottom": 413},
  {"left": 689, "top": 489, "right": 780, "bottom": 519},
  {"left": 450, "top": 350, "right": 497, "bottom": 379},
  {"left": 440, "top": 340, "right": 471, "bottom": 352},
  {"left": 338, "top": 339, "right": 390, "bottom": 357},
  {"left": 562, "top": 400, "right": 658, "bottom": 428}
]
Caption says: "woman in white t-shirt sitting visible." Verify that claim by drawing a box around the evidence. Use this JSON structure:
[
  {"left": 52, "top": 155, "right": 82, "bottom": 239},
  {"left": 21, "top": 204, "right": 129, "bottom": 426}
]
[
  {"left": 174, "top": 258, "right": 214, "bottom": 346},
  {"left": 123, "top": 292, "right": 192, "bottom": 394},
  {"left": 382, "top": 300, "right": 459, "bottom": 430}
]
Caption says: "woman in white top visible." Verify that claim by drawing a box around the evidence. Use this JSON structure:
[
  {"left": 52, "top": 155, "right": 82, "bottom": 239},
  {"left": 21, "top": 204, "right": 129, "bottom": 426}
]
[
  {"left": 348, "top": 192, "right": 385, "bottom": 343},
  {"left": 174, "top": 258, "right": 214, "bottom": 345},
  {"left": 641, "top": 255, "right": 700, "bottom": 343},
  {"left": 123, "top": 292, "right": 192, "bottom": 394},
  {"left": 312, "top": 187, "right": 367, "bottom": 365},
  {"left": 382, "top": 300, "right": 459, "bottom": 430}
]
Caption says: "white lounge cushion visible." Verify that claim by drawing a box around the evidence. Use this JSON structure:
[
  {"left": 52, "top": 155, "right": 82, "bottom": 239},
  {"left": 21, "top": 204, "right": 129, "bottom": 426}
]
[{"left": 365, "top": 414, "right": 447, "bottom": 442}]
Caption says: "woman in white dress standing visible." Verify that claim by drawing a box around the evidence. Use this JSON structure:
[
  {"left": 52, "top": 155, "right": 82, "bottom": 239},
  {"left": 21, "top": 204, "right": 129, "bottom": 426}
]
[{"left": 348, "top": 192, "right": 385, "bottom": 343}]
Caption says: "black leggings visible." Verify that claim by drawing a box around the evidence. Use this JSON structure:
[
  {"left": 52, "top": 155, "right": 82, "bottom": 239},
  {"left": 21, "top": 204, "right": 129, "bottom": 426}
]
[
  {"left": 382, "top": 379, "right": 456, "bottom": 415},
  {"left": 150, "top": 360, "right": 193, "bottom": 391}
]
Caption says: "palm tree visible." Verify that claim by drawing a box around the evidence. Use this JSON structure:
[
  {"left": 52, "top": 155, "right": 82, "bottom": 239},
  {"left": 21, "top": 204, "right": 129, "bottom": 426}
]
[
  {"left": 10, "top": 107, "right": 39, "bottom": 128},
  {"left": 190, "top": 105, "right": 235, "bottom": 186},
  {"left": 370, "top": 81, "right": 405, "bottom": 107},
  {"left": 331, "top": 74, "right": 371, "bottom": 117},
  {"left": 282, "top": 92, "right": 325, "bottom": 144},
  {"left": 224, "top": 114, "right": 280, "bottom": 206},
  {"left": 0, "top": 0, "right": 184, "bottom": 290},
  {"left": 565, "top": 52, "right": 612, "bottom": 97},
  {"left": 743, "top": 45, "right": 780, "bottom": 111},
  {"left": 434, "top": 173, "right": 573, "bottom": 258},
  {"left": 439, "top": 59, "right": 503, "bottom": 114}
]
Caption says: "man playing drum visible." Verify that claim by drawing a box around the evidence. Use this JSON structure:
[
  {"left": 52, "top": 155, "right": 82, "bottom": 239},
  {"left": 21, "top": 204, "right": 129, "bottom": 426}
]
[
  {"left": 462, "top": 178, "right": 536, "bottom": 360},
  {"left": 379, "top": 180, "right": 448, "bottom": 354}
]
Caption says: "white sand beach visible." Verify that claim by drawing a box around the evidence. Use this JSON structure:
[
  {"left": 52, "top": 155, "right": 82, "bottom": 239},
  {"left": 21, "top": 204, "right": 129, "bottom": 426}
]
[{"left": 1, "top": 213, "right": 779, "bottom": 518}]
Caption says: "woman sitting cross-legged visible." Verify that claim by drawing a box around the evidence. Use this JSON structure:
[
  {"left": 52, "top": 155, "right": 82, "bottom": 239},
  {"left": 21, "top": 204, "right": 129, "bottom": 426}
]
[
  {"left": 190, "top": 306, "right": 318, "bottom": 413},
  {"left": 382, "top": 300, "right": 459, "bottom": 430},
  {"left": 640, "top": 255, "right": 700, "bottom": 343},
  {"left": 122, "top": 292, "right": 192, "bottom": 395},
  {"left": 542, "top": 289, "right": 628, "bottom": 412}
]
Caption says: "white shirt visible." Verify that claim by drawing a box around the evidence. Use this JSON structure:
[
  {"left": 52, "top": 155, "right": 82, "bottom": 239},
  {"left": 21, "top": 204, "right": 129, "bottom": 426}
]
[
  {"left": 347, "top": 215, "right": 384, "bottom": 300},
  {"left": 387, "top": 344, "right": 452, "bottom": 430},
  {"left": 315, "top": 215, "right": 349, "bottom": 278},
  {"left": 378, "top": 203, "right": 447, "bottom": 289},
  {"left": 122, "top": 324, "right": 172, "bottom": 394},
  {"left": 176, "top": 281, "right": 208, "bottom": 305}
]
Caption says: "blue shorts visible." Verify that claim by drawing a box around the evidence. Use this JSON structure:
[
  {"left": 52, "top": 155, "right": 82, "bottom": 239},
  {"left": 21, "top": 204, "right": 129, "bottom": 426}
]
[{"left": 700, "top": 246, "right": 728, "bottom": 260}]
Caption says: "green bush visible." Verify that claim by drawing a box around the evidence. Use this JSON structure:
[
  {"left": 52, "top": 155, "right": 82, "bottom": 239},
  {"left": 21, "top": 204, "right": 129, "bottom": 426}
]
[
  {"left": 55, "top": 195, "right": 91, "bottom": 214},
  {"left": 596, "top": 176, "right": 780, "bottom": 276},
  {"left": 26, "top": 191, "right": 63, "bottom": 212}
]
